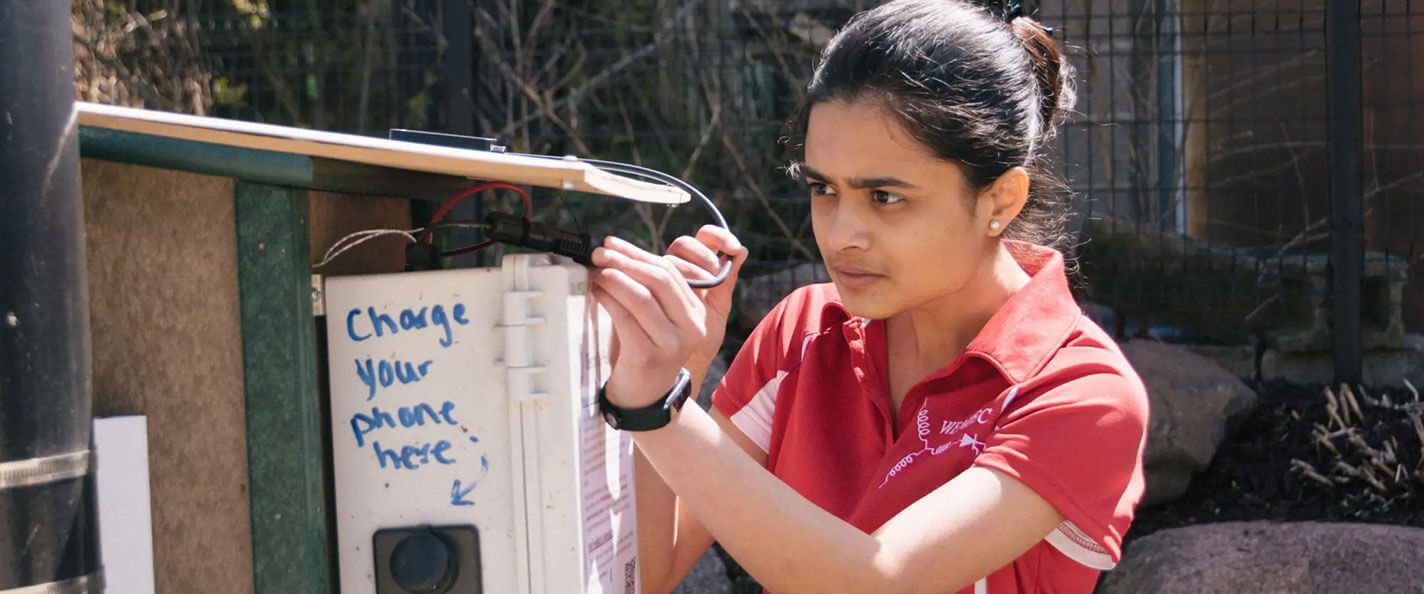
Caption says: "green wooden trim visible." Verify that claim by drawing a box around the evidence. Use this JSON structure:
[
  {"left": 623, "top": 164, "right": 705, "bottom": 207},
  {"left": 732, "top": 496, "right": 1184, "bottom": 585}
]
[
  {"left": 81, "top": 126, "right": 312, "bottom": 187},
  {"left": 80, "top": 125, "right": 469, "bottom": 201},
  {"left": 235, "top": 183, "right": 333, "bottom": 594}
]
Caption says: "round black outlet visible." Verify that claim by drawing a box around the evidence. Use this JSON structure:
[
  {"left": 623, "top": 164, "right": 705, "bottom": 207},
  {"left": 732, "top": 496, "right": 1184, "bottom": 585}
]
[{"left": 389, "top": 531, "right": 455, "bottom": 592}]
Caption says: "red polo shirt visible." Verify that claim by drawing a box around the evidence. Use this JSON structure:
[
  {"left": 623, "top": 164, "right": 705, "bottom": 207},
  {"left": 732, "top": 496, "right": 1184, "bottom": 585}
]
[{"left": 712, "top": 242, "right": 1148, "bottom": 593}]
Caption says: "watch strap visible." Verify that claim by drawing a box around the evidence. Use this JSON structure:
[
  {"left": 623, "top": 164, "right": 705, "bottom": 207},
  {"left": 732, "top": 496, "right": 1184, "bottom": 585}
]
[{"left": 598, "top": 368, "right": 693, "bottom": 431}]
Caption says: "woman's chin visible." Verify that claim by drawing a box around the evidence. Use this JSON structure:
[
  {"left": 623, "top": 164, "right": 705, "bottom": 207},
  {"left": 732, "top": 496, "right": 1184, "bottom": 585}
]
[{"left": 833, "top": 290, "right": 895, "bottom": 321}]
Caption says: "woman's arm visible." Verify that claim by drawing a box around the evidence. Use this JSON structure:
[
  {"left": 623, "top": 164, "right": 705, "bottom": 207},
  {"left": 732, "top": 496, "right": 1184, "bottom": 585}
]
[
  {"left": 635, "top": 405, "right": 768, "bottom": 594},
  {"left": 590, "top": 233, "right": 1063, "bottom": 593},
  {"left": 634, "top": 397, "right": 1062, "bottom": 594},
  {"left": 609, "top": 227, "right": 768, "bottom": 593}
]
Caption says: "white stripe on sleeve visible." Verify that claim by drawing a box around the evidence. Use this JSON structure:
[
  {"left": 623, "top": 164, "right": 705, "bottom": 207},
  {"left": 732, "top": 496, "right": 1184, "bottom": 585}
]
[
  {"left": 1044, "top": 520, "right": 1116, "bottom": 570},
  {"left": 728, "top": 371, "right": 787, "bottom": 454}
]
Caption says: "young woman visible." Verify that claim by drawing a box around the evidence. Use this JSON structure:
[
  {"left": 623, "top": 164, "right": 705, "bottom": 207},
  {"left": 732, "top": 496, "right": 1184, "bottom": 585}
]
[{"left": 587, "top": 1, "right": 1149, "bottom": 592}]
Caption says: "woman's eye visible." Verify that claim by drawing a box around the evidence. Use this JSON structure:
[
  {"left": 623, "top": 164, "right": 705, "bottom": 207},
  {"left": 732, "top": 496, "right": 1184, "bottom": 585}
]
[
  {"left": 808, "top": 181, "right": 835, "bottom": 197},
  {"left": 872, "top": 190, "right": 904, "bottom": 205}
]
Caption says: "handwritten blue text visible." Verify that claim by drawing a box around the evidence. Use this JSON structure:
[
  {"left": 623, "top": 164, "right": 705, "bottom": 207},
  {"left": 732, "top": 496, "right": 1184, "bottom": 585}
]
[
  {"left": 354, "top": 357, "right": 434, "bottom": 400},
  {"left": 346, "top": 303, "right": 469, "bottom": 347},
  {"left": 350, "top": 401, "right": 460, "bottom": 447}
]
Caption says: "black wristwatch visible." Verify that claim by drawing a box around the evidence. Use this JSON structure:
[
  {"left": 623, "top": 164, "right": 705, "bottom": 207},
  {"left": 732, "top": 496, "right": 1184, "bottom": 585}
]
[{"left": 598, "top": 368, "right": 693, "bottom": 431}]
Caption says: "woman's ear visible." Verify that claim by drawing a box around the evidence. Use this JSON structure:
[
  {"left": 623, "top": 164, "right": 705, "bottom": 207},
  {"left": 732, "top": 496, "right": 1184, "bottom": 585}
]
[{"left": 981, "top": 167, "right": 1030, "bottom": 236}]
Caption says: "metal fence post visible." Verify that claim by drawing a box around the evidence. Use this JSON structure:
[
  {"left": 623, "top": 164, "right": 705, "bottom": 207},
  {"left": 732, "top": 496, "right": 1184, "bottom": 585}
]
[
  {"left": 442, "top": 0, "right": 475, "bottom": 136},
  {"left": 0, "top": 1, "right": 103, "bottom": 591},
  {"left": 1327, "top": 0, "right": 1364, "bottom": 386},
  {"left": 436, "top": 0, "right": 487, "bottom": 268}
]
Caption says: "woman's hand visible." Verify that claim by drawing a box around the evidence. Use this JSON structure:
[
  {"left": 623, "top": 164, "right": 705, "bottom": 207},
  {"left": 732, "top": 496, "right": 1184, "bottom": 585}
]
[
  {"left": 665, "top": 226, "right": 747, "bottom": 381},
  {"left": 590, "top": 225, "right": 747, "bottom": 409}
]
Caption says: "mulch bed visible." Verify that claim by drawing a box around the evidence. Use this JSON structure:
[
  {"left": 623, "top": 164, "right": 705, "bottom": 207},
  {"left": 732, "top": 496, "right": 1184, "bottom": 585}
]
[{"left": 1127, "top": 380, "right": 1424, "bottom": 545}]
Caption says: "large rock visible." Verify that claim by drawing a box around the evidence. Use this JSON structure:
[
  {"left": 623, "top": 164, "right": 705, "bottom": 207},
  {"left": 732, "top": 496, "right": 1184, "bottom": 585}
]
[
  {"left": 1120, "top": 340, "right": 1257, "bottom": 506},
  {"left": 1098, "top": 522, "right": 1424, "bottom": 593},
  {"left": 1178, "top": 343, "right": 1257, "bottom": 381},
  {"left": 1261, "top": 333, "right": 1424, "bottom": 388},
  {"left": 672, "top": 548, "right": 732, "bottom": 594},
  {"left": 1078, "top": 219, "right": 1267, "bottom": 345},
  {"left": 1080, "top": 217, "right": 1410, "bottom": 351}
]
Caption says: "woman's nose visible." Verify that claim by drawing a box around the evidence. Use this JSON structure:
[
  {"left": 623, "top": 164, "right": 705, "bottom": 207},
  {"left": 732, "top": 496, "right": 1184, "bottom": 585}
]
[{"left": 823, "top": 202, "right": 871, "bottom": 252}]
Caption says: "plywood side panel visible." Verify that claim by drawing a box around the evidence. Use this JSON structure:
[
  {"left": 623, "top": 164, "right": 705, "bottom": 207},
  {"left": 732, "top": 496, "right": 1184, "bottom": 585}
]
[
  {"left": 81, "top": 158, "right": 253, "bottom": 593},
  {"left": 309, "top": 191, "right": 411, "bottom": 277}
]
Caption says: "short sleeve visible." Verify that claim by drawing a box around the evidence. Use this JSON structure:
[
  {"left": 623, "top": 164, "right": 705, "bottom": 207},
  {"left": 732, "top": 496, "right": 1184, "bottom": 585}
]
[
  {"left": 973, "top": 368, "right": 1149, "bottom": 569},
  {"left": 711, "top": 285, "right": 831, "bottom": 453}
]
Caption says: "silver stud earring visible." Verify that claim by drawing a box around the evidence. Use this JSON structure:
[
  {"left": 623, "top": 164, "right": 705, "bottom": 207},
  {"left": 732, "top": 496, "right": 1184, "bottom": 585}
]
[{"left": 989, "top": 219, "right": 1002, "bottom": 233}]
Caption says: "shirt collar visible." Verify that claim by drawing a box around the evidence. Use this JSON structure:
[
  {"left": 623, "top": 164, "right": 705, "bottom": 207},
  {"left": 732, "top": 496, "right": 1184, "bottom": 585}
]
[{"left": 819, "top": 241, "right": 1081, "bottom": 385}]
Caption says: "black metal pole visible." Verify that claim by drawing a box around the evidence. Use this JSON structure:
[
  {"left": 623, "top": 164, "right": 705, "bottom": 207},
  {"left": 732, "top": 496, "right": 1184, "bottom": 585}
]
[
  {"left": 439, "top": 0, "right": 488, "bottom": 267},
  {"left": 1327, "top": 0, "right": 1364, "bottom": 386},
  {"left": 0, "top": 1, "right": 102, "bottom": 591},
  {"left": 442, "top": 0, "right": 475, "bottom": 137}
]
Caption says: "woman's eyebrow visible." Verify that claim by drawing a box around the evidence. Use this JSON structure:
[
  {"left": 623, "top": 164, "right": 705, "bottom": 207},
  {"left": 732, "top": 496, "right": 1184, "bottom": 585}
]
[{"left": 799, "top": 165, "right": 918, "bottom": 190}]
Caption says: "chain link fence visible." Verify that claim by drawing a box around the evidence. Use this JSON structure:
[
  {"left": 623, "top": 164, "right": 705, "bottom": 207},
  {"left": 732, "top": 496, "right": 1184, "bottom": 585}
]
[
  {"left": 80, "top": 0, "right": 1422, "bottom": 365},
  {"left": 1050, "top": 0, "right": 1420, "bottom": 362}
]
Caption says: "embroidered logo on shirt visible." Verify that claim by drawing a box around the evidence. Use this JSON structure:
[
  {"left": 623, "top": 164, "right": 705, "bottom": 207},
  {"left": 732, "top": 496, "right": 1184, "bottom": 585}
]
[{"left": 879, "top": 405, "right": 994, "bottom": 488}]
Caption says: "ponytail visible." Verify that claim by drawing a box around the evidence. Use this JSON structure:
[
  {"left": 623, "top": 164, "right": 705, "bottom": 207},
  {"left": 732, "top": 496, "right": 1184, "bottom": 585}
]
[{"left": 1010, "top": 16, "right": 1076, "bottom": 141}]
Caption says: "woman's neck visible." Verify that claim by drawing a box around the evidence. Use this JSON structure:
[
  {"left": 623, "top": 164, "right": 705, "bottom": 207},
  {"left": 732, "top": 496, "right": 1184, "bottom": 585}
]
[{"left": 884, "top": 243, "right": 1031, "bottom": 402}]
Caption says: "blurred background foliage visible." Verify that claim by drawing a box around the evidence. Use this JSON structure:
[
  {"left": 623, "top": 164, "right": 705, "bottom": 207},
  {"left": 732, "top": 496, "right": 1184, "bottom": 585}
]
[
  {"left": 71, "top": 0, "right": 1424, "bottom": 346},
  {"left": 72, "top": 0, "right": 840, "bottom": 271}
]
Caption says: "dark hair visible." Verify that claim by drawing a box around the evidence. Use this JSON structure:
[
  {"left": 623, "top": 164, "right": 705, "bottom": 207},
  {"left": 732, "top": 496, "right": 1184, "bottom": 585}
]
[{"left": 785, "top": 0, "right": 1076, "bottom": 252}]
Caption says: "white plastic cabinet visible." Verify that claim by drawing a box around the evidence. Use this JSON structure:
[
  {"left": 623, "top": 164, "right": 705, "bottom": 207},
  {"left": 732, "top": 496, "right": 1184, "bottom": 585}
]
[{"left": 324, "top": 254, "right": 638, "bottom": 594}]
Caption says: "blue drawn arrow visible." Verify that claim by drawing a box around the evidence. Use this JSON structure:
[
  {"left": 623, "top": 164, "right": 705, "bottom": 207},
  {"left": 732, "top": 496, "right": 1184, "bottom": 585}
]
[{"left": 450, "top": 452, "right": 489, "bottom": 506}]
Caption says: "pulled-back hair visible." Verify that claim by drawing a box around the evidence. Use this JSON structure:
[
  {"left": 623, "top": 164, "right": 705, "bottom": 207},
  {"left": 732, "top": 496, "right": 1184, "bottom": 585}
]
[{"left": 785, "top": 0, "right": 1077, "bottom": 252}]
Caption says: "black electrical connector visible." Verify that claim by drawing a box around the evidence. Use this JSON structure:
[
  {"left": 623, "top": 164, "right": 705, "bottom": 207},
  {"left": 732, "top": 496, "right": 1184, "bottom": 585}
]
[
  {"left": 517, "top": 155, "right": 734, "bottom": 289},
  {"left": 405, "top": 241, "right": 442, "bottom": 272},
  {"left": 484, "top": 212, "right": 595, "bottom": 266},
  {"left": 380, "top": 128, "right": 733, "bottom": 287}
]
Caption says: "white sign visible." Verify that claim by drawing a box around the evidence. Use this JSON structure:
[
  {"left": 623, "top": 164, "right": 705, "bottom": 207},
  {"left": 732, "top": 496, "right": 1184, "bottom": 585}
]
[{"left": 324, "top": 255, "right": 637, "bottom": 594}]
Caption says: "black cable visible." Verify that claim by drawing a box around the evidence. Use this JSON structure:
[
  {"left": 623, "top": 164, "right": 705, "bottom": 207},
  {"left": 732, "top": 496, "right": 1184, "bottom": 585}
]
[
  {"left": 419, "top": 221, "right": 489, "bottom": 238},
  {"left": 521, "top": 154, "right": 734, "bottom": 289}
]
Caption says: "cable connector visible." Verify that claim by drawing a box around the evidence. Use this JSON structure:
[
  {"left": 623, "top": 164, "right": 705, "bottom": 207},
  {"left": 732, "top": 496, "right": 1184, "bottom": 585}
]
[
  {"left": 484, "top": 212, "right": 595, "bottom": 266},
  {"left": 405, "top": 241, "right": 441, "bottom": 271}
]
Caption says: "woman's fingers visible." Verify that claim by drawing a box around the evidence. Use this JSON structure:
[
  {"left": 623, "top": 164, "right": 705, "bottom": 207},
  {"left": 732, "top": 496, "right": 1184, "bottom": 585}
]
[
  {"left": 590, "top": 264, "right": 689, "bottom": 355},
  {"left": 592, "top": 230, "right": 750, "bottom": 403},
  {"left": 589, "top": 282, "right": 645, "bottom": 359},
  {"left": 605, "top": 235, "right": 703, "bottom": 284},
  {"left": 664, "top": 254, "right": 716, "bottom": 284},
  {"left": 667, "top": 235, "right": 722, "bottom": 277},
  {"left": 694, "top": 225, "right": 748, "bottom": 262},
  {"left": 691, "top": 225, "right": 749, "bottom": 308},
  {"left": 590, "top": 230, "right": 750, "bottom": 376},
  {"left": 594, "top": 237, "right": 704, "bottom": 332}
]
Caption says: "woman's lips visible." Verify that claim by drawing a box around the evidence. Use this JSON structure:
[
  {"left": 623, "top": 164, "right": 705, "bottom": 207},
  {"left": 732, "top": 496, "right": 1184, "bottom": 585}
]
[{"left": 832, "top": 267, "right": 884, "bottom": 289}]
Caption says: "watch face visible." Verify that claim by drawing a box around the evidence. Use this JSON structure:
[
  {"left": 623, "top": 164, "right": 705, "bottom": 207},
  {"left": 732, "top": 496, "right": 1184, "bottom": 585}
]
[
  {"left": 667, "top": 369, "right": 693, "bottom": 412},
  {"left": 669, "top": 380, "right": 692, "bottom": 410}
]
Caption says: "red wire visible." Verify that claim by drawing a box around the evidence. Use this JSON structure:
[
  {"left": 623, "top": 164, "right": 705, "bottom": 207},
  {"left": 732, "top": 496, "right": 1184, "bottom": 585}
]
[
  {"left": 428, "top": 181, "right": 531, "bottom": 227},
  {"left": 426, "top": 182, "right": 532, "bottom": 257}
]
